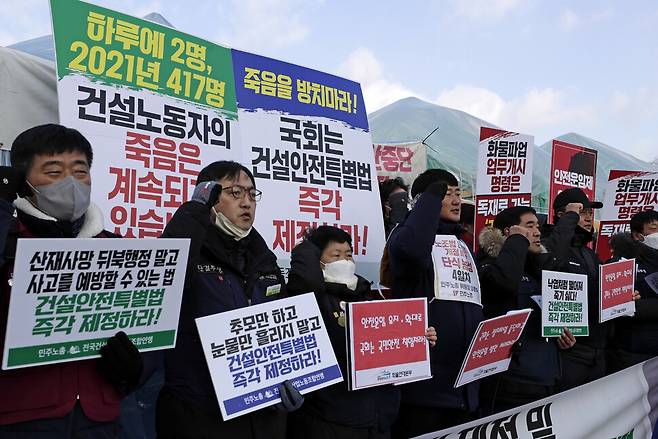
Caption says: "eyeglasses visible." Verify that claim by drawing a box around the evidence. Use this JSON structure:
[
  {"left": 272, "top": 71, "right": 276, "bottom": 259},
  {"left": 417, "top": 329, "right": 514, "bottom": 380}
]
[{"left": 222, "top": 185, "right": 262, "bottom": 202}]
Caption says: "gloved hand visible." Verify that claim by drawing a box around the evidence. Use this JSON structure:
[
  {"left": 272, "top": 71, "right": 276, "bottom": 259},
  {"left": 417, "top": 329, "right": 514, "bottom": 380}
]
[
  {"left": 275, "top": 380, "right": 304, "bottom": 412},
  {"left": 424, "top": 181, "right": 448, "bottom": 199},
  {"left": 0, "top": 167, "right": 22, "bottom": 203},
  {"left": 191, "top": 181, "right": 222, "bottom": 208},
  {"left": 99, "top": 331, "right": 143, "bottom": 391}
]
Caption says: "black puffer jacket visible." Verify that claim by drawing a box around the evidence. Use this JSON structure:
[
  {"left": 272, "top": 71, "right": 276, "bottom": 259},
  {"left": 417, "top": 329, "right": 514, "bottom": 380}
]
[
  {"left": 541, "top": 212, "right": 609, "bottom": 348},
  {"left": 287, "top": 239, "right": 401, "bottom": 432},
  {"left": 477, "top": 228, "right": 561, "bottom": 386},
  {"left": 609, "top": 233, "right": 658, "bottom": 355}
]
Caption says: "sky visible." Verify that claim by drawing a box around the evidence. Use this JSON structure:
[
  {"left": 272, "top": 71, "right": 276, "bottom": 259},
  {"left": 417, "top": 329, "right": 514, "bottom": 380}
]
[{"left": 2, "top": 0, "right": 658, "bottom": 162}]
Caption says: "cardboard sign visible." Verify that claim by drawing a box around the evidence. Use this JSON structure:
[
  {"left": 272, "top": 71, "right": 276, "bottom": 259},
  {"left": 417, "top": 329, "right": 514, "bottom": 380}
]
[
  {"left": 548, "top": 140, "right": 598, "bottom": 225},
  {"left": 455, "top": 309, "right": 531, "bottom": 387},
  {"left": 2, "top": 238, "right": 189, "bottom": 369},
  {"left": 541, "top": 270, "right": 589, "bottom": 337},
  {"left": 599, "top": 259, "right": 636, "bottom": 323},
  {"left": 474, "top": 127, "right": 534, "bottom": 250},
  {"left": 195, "top": 293, "right": 342, "bottom": 420},
  {"left": 346, "top": 298, "right": 431, "bottom": 390},
  {"left": 596, "top": 170, "right": 658, "bottom": 261},
  {"left": 431, "top": 235, "right": 481, "bottom": 306}
]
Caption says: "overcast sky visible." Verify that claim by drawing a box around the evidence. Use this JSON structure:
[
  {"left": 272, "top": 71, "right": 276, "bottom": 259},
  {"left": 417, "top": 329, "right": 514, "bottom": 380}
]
[{"left": 2, "top": 0, "right": 658, "bottom": 161}]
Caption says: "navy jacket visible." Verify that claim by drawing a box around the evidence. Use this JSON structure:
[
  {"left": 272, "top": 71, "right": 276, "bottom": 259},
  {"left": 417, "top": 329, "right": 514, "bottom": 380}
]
[
  {"left": 477, "top": 229, "right": 560, "bottom": 386},
  {"left": 541, "top": 212, "right": 609, "bottom": 348},
  {"left": 160, "top": 201, "right": 286, "bottom": 416},
  {"left": 387, "top": 189, "right": 482, "bottom": 412},
  {"left": 287, "top": 239, "right": 400, "bottom": 432},
  {"left": 609, "top": 233, "right": 658, "bottom": 356}
]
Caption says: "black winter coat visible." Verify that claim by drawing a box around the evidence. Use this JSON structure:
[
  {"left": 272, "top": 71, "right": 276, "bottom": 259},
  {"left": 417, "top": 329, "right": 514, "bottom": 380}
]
[{"left": 287, "top": 239, "right": 401, "bottom": 432}]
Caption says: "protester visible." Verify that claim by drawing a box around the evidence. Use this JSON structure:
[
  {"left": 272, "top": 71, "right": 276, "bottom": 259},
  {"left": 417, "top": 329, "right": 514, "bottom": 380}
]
[
  {"left": 477, "top": 206, "right": 576, "bottom": 415},
  {"left": 460, "top": 200, "right": 475, "bottom": 250},
  {"left": 379, "top": 177, "right": 409, "bottom": 237},
  {"left": 0, "top": 124, "right": 144, "bottom": 438},
  {"left": 156, "top": 161, "right": 299, "bottom": 438},
  {"left": 541, "top": 187, "right": 607, "bottom": 391},
  {"left": 608, "top": 210, "right": 658, "bottom": 372},
  {"left": 386, "top": 169, "right": 483, "bottom": 437},
  {"left": 287, "top": 225, "right": 437, "bottom": 439}
]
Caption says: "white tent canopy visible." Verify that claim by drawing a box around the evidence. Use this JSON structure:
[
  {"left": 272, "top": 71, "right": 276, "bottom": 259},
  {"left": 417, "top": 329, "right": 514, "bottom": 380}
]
[{"left": 0, "top": 47, "right": 57, "bottom": 160}]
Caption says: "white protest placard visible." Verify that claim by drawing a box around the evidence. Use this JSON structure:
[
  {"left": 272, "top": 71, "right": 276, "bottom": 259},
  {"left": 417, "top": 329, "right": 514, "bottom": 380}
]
[
  {"left": 431, "top": 235, "right": 482, "bottom": 306},
  {"left": 346, "top": 298, "right": 431, "bottom": 390},
  {"left": 541, "top": 270, "right": 589, "bottom": 337},
  {"left": 195, "top": 293, "right": 343, "bottom": 421},
  {"left": 600, "top": 259, "right": 636, "bottom": 323},
  {"left": 2, "top": 238, "right": 189, "bottom": 370},
  {"left": 455, "top": 309, "right": 531, "bottom": 388}
]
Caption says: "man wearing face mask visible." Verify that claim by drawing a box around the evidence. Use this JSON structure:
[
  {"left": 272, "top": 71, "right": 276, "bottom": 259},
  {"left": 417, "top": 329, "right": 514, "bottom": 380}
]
[
  {"left": 386, "top": 169, "right": 483, "bottom": 437},
  {"left": 607, "top": 210, "right": 658, "bottom": 372},
  {"left": 0, "top": 124, "right": 144, "bottom": 438},
  {"left": 541, "top": 187, "right": 607, "bottom": 391},
  {"left": 156, "top": 161, "right": 297, "bottom": 439}
]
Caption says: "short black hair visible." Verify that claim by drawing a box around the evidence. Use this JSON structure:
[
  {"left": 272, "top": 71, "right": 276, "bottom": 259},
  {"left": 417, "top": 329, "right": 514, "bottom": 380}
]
[
  {"left": 460, "top": 202, "right": 475, "bottom": 225},
  {"left": 493, "top": 206, "right": 537, "bottom": 231},
  {"left": 630, "top": 210, "right": 658, "bottom": 233},
  {"left": 197, "top": 161, "right": 256, "bottom": 188},
  {"left": 411, "top": 169, "right": 459, "bottom": 198},
  {"left": 379, "top": 177, "right": 408, "bottom": 205},
  {"left": 306, "top": 225, "right": 352, "bottom": 252},
  {"left": 11, "top": 124, "right": 94, "bottom": 175}
]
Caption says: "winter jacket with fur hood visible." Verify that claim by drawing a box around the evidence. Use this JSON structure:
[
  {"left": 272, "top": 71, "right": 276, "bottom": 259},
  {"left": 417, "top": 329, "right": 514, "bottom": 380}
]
[{"left": 477, "top": 227, "right": 561, "bottom": 386}]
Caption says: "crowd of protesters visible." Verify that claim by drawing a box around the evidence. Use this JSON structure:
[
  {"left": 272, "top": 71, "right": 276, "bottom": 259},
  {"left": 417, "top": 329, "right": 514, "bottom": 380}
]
[{"left": 0, "top": 124, "right": 657, "bottom": 439}]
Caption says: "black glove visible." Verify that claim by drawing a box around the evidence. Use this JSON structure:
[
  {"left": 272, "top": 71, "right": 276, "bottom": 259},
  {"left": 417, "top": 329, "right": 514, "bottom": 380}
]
[
  {"left": 275, "top": 380, "right": 304, "bottom": 412},
  {"left": 0, "top": 167, "right": 22, "bottom": 203},
  {"left": 99, "top": 331, "right": 143, "bottom": 391},
  {"left": 424, "top": 181, "right": 448, "bottom": 199},
  {"left": 191, "top": 181, "right": 222, "bottom": 208}
]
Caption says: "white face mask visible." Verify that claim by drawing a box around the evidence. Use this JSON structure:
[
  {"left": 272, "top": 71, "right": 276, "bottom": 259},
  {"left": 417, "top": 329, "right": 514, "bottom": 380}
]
[
  {"left": 643, "top": 233, "right": 658, "bottom": 250},
  {"left": 211, "top": 206, "right": 252, "bottom": 241},
  {"left": 322, "top": 259, "right": 358, "bottom": 291}
]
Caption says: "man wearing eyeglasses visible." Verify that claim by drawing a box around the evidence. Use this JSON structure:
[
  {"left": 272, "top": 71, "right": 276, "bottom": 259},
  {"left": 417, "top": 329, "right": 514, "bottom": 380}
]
[
  {"left": 541, "top": 187, "right": 607, "bottom": 391},
  {"left": 156, "top": 161, "right": 297, "bottom": 439}
]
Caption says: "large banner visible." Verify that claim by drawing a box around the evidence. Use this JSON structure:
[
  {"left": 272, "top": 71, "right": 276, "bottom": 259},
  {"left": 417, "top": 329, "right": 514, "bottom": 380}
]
[
  {"left": 373, "top": 141, "right": 427, "bottom": 184},
  {"left": 415, "top": 356, "right": 658, "bottom": 439},
  {"left": 51, "top": 0, "right": 386, "bottom": 283},
  {"left": 195, "top": 293, "right": 342, "bottom": 420},
  {"left": 346, "top": 298, "right": 430, "bottom": 390},
  {"left": 51, "top": 0, "right": 239, "bottom": 238},
  {"left": 548, "top": 140, "right": 598, "bottom": 224},
  {"left": 596, "top": 170, "right": 658, "bottom": 261},
  {"left": 475, "top": 127, "right": 533, "bottom": 251},
  {"left": 2, "top": 238, "right": 189, "bottom": 369},
  {"left": 232, "top": 50, "right": 385, "bottom": 282}
]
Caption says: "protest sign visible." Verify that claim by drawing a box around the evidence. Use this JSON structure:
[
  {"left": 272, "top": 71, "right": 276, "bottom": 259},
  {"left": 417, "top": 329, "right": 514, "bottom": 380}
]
[
  {"left": 345, "top": 298, "right": 430, "bottom": 390},
  {"left": 548, "top": 140, "right": 598, "bottom": 224},
  {"left": 373, "top": 141, "right": 427, "bottom": 184},
  {"left": 195, "top": 293, "right": 342, "bottom": 420},
  {"left": 599, "top": 259, "right": 636, "bottom": 323},
  {"left": 474, "top": 127, "right": 533, "bottom": 250},
  {"left": 2, "top": 238, "right": 189, "bottom": 369},
  {"left": 415, "top": 356, "right": 658, "bottom": 439},
  {"left": 431, "top": 235, "right": 481, "bottom": 306},
  {"left": 50, "top": 0, "right": 239, "bottom": 239},
  {"left": 455, "top": 309, "right": 531, "bottom": 388},
  {"left": 232, "top": 50, "right": 385, "bottom": 282},
  {"left": 596, "top": 170, "right": 658, "bottom": 261},
  {"left": 541, "top": 270, "right": 589, "bottom": 337}
]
